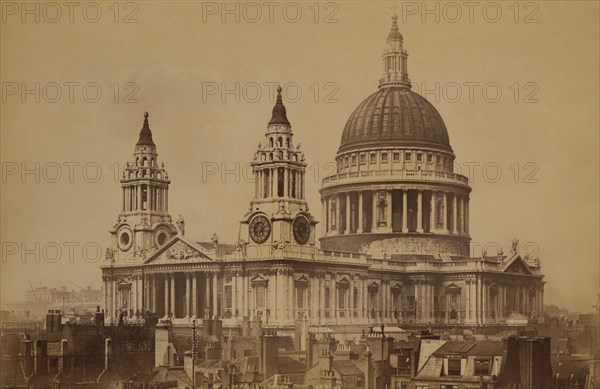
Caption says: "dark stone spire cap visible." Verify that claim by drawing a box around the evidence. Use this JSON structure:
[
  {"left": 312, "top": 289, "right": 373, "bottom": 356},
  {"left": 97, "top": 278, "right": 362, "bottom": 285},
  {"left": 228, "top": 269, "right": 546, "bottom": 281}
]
[
  {"left": 268, "top": 86, "right": 291, "bottom": 126},
  {"left": 136, "top": 111, "right": 155, "bottom": 146}
]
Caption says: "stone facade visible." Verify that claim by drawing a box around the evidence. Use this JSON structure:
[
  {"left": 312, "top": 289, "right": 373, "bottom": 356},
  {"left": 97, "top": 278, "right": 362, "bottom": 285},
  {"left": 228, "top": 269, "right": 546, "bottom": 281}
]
[{"left": 100, "top": 17, "right": 545, "bottom": 331}]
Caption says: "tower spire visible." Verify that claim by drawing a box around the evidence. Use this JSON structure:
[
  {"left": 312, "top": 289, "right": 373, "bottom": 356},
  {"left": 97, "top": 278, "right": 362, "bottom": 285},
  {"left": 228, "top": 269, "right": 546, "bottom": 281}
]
[
  {"left": 136, "top": 111, "right": 155, "bottom": 146},
  {"left": 268, "top": 86, "right": 290, "bottom": 126},
  {"left": 378, "top": 13, "right": 411, "bottom": 89}
]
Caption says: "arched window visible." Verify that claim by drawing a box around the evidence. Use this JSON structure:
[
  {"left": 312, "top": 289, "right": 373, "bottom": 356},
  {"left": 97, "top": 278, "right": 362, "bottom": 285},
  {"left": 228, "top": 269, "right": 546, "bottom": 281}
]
[
  {"left": 490, "top": 286, "right": 499, "bottom": 319},
  {"left": 330, "top": 201, "right": 337, "bottom": 229},
  {"left": 255, "top": 285, "right": 266, "bottom": 309},
  {"left": 391, "top": 285, "right": 402, "bottom": 313},
  {"left": 278, "top": 137, "right": 283, "bottom": 147},
  {"left": 296, "top": 286, "right": 306, "bottom": 309},
  {"left": 269, "top": 137, "right": 274, "bottom": 148},
  {"left": 291, "top": 171, "right": 297, "bottom": 198},
  {"left": 436, "top": 196, "right": 444, "bottom": 226},
  {"left": 528, "top": 288, "right": 537, "bottom": 317},
  {"left": 337, "top": 279, "right": 349, "bottom": 310},
  {"left": 369, "top": 285, "right": 379, "bottom": 318}
]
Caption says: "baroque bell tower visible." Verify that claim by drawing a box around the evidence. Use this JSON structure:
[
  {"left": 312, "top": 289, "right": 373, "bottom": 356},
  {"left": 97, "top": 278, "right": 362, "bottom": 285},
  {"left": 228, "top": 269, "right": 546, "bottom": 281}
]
[
  {"left": 240, "top": 87, "right": 317, "bottom": 249},
  {"left": 109, "top": 112, "right": 178, "bottom": 263}
]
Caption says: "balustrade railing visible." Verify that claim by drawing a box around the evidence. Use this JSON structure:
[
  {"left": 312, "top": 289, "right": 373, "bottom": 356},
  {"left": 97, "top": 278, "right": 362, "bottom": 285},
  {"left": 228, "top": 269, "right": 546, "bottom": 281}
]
[{"left": 322, "top": 169, "right": 469, "bottom": 185}]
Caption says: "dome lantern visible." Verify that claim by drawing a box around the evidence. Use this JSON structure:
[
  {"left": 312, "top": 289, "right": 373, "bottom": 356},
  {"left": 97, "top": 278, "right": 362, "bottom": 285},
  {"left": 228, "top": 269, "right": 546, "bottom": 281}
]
[{"left": 379, "top": 13, "right": 411, "bottom": 90}]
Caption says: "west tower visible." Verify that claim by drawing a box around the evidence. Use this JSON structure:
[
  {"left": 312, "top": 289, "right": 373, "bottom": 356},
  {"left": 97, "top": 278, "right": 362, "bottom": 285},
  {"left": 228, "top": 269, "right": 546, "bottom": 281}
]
[{"left": 108, "top": 112, "right": 178, "bottom": 264}]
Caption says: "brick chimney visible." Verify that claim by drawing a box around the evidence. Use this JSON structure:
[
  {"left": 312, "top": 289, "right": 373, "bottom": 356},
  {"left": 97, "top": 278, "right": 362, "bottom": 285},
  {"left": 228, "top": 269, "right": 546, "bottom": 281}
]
[
  {"left": 259, "top": 329, "right": 278, "bottom": 381},
  {"left": 155, "top": 322, "right": 174, "bottom": 367}
]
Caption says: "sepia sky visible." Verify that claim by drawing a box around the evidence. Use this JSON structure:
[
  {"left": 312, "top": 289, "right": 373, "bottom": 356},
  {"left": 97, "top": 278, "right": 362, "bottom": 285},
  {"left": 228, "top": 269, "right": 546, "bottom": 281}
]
[{"left": 1, "top": 1, "right": 598, "bottom": 312}]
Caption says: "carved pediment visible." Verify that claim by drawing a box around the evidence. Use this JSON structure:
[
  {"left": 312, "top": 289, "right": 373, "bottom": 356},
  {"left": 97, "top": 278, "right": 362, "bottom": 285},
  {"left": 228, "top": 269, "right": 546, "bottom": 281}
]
[
  {"left": 368, "top": 281, "right": 379, "bottom": 291},
  {"left": 503, "top": 256, "right": 532, "bottom": 275},
  {"left": 144, "top": 237, "right": 214, "bottom": 265},
  {"left": 295, "top": 275, "right": 310, "bottom": 286},
  {"left": 251, "top": 274, "right": 267, "bottom": 286},
  {"left": 445, "top": 283, "right": 461, "bottom": 293},
  {"left": 116, "top": 278, "right": 131, "bottom": 288},
  {"left": 165, "top": 242, "right": 202, "bottom": 260}
]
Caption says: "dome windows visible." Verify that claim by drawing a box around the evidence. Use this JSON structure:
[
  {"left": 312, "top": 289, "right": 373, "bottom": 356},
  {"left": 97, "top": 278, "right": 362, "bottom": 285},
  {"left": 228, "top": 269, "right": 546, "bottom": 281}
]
[{"left": 333, "top": 148, "right": 456, "bottom": 175}]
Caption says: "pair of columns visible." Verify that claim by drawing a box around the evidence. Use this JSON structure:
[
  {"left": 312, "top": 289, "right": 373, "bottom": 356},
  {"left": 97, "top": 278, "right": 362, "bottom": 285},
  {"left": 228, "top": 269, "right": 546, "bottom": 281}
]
[
  {"left": 103, "top": 275, "right": 142, "bottom": 323},
  {"left": 122, "top": 184, "right": 168, "bottom": 213},
  {"left": 256, "top": 167, "right": 305, "bottom": 200},
  {"left": 160, "top": 272, "right": 218, "bottom": 320},
  {"left": 322, "top": 191, "right": 370, "bottom": 234},
  {"left": 413, "top": 280, "right": 435, "bottom": 323}
]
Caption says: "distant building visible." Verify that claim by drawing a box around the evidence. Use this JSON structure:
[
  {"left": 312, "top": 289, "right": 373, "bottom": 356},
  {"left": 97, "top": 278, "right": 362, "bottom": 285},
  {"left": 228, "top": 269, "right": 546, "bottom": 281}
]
[{"left": 6, "top": 284, "right": 103, "bottom": 320}]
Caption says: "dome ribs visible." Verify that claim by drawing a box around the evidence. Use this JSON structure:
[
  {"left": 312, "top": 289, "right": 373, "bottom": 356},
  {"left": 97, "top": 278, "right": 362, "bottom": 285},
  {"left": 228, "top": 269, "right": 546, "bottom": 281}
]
[
  {"left": 380, "top": 88, "right": 392, "bottom": 137},
  {"left": 338, "top": 87, "right": 452, "bottom": 153},
  {"left": 372, "top": 90, "right": 386, "bottom": 140},
  {"left": 391, "top": 89, "right": 401, "bottom": 139}
]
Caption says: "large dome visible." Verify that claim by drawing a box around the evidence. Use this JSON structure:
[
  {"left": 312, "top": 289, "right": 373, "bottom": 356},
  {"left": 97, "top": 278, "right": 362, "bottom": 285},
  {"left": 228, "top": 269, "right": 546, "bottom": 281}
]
[{"left": 339, "top": 87, "right": 452, "bottom": 154}]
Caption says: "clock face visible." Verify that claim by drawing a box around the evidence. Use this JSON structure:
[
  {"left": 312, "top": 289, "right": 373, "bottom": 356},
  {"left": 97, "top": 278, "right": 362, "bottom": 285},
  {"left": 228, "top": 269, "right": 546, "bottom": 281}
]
[
  {"left": 293, "top": 215, "right": 311, "bottom": 245},
  {"left": 249, "top": 215, "right": 271, "bottom": 244}
]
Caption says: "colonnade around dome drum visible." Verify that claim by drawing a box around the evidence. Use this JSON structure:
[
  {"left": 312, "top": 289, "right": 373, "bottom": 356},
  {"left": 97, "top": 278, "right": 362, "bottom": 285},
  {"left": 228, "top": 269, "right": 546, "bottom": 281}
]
[
  {"left": 321, "top": 187, "right": 469, "bottom": 237},
  {"left": 319, "top": 144, "right": 472, "bottom": 255}
]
